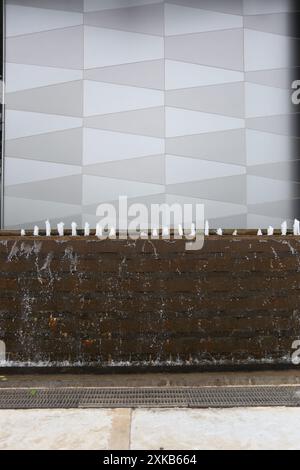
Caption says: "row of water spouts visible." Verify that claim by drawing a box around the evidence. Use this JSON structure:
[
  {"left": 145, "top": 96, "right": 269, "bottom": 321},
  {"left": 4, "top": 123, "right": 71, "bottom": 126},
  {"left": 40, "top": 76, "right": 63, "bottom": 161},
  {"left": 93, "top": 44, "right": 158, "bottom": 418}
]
[
  {"left": 257, "top": 219, "right": 300, "bottom": 236},
  {"left": 205, "top": 219, "right": 300, "bottom": 236},
  {"left": 20, "top": 219, "right": 300, "bottom": 237},
  {"left": 21, "top": 220, "right": 196, "bottom": 238}
]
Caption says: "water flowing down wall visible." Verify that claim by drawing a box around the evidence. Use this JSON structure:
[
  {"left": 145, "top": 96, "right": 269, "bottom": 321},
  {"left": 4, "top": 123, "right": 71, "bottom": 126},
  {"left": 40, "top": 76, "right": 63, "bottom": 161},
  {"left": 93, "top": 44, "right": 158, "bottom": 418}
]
[{"left": 0, "top": 234, "right": 300, "bottom": 369}]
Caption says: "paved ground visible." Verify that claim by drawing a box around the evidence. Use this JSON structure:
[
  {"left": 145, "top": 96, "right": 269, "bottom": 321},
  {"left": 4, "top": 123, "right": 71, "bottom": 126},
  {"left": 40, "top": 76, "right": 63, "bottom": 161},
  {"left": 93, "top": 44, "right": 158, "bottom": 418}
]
[
  {"left": 0, "top": 407, "right": 300, "bottom": 450},
  {"left": 1, "top": 372, "right": 300, "bottom": 450},
  {"left": 1, "top": 370, "right": 300, "bottom": 388}
]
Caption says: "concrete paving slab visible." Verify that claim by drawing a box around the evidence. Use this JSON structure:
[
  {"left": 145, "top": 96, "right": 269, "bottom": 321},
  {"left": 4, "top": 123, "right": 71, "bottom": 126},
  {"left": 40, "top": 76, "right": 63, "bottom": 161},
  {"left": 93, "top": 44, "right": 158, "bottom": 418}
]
[
  {"left": 0, "top": 408, "right": 131, "bottom": 450},
  {"left": 131, "top": 407, "right": 300, "bottom": 450}
]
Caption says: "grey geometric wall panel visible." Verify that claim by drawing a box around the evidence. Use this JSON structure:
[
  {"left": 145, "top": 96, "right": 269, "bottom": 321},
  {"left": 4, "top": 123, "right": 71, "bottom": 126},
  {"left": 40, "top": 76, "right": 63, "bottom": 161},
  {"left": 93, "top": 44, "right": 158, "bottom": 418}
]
[
  {"left": 3, "top": 0, "right": 295, "bottom": 229},
  {"left": 166, "top": 130, "right": 246, "bottom": 165},
  {"left": 165, "top": 156, "right": 245, "bottom": 184},
  {"left": 6, "top": 26, "right": 84, "bottom": 69},
  {"left": 246, "top": 115, "right": 292, "bottom": 136},
  {"left": 245, "top": 83, "right": 292, "bottom": 118},
  {"left": 7, "top": 0, "right": 84, "bottom": 11},
  {"left": 245, "top": 69, "right": 292, "bottom": 89},
  {"left": 165, "top": 29, "right": 244, "bottom": 71},
  {"left": 6, "top": 63, "right": 83, "bottom": 93},
  {"left": 5, "top": 110, "right": 82, "bottom": 140},
  {"left": 83, "top": 154, "right": 165, "bottom": 185},
  {"left": 6, "top": 175, "right": 83, "bottom": 205},
  {"left": 248, "top": 200, "right": 297, "bottom": 219},
  {"left": 5, "top": 128, "right": 83, "bottom": 165},
  {"left": 83, "top": 107, "right": 165, "bottom": 138},
  {"left": 84, "top": 3, "right": 165, "bottom": 35},
  {"left": 164, "top": 3, "right": 242, "bottom": 35},
  {"left": 84, "top": 26, "right": 164, "bottom": 69},
  {"left": 244, "top": 29, "right": 291, "bottom": 71},
  {"left": 244, "top": 12, "right": 290, "bottom": 36},
  {"left": 82, "top": 128, "right": 164, "bottom": 165},
  {"left": 5, "top": 157, "right": 81, "bottom": 186},
  {"left": 6, "top": 81, "right": 83, "bottom": 117},
  {"left": 84, "top": 0, "right": 163, "bottom": 12},
  {"left": 246, "top": 130, "right": 296, "bottom": 165},
  {"left": 167, "top": 0, "right": 243, "bottom": 15},
  {"left": 165, "top": 60, "right": 244, "bottom": 89},
  {"left": 243, "top": 0, "right": 294, "bottom": 15},
  {"left": 6, "top": 5, "right": 83, "bottom": 37},
  {"left": 165, "top": 82, "right": 245, "bottom": 118},
  {"left": 167, "top": 175, "right": 247, "bottom": 204},
  {"left": 165, "top": 107, "right": 244, "bottom": 137},
  {"left": 247, "top": 162, "right": 294, "bottom": 182},
  {"left": 83, "top": 59, "right": 164, "bottom": 89}
]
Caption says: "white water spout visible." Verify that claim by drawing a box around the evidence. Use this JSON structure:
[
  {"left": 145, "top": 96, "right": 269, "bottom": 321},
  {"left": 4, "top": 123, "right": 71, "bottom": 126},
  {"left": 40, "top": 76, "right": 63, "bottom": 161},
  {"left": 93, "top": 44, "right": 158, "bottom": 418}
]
[
  {"left": 152, "top": 228, "right": 158, "bottom": 238},
  {"left": 205, "top": 220, "right": 209, "bottom": 236},
  {"left": 216, "top": 228, "right": 223, "bottom": 236},
  {"left": 20, "top": 229, "right": 26, "bottom": 236},
  {"left": 257, "top": 228, "right": 263, "bottom": 236},
  {"left": 293, "top": 219, "right": 300, "bottom": 236},
  {"left": 109, "top": 227, "right": 116, "bottom": 238},
  {"left": 71, "top": 222, "right": 77, "bottom": 237},
  {"left": 84, "top": 222, "right": 90, "bottom": 237},
  {"left": 57, "top": 222, "right": 64, "bottom": 237},
  {"left": 162, "top": 226, "right": 169, "bottom": 237},
  {"left": 33, "top": 225, "right": 39, "bottom": 236},
  {"left": 281, "top": 221, "right": 287, "bottom": 236},
  {"left": 232, "top": 230, "right": 237, "bottom": 236},
  {"left": 96, "top": 223, "right": 102, "bottom": 238},
  {"left": 267, "top": 226, "right": 274, "bottom": 236},
  {"left": 190, "top": 223, "right": 196, "bottom": 237},
  {"left": 45, "top": 220, "right": 51, "bottom": 237},
  {"left": 178, "top": 224, "right": 183, "bottom": 237}
]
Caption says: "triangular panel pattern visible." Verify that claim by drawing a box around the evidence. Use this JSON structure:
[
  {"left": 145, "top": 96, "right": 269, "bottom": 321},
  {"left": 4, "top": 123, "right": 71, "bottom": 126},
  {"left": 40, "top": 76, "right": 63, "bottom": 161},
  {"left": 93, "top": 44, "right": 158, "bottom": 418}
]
[{"left": 3, "top": 0, "right": 296, "bottom": 229}]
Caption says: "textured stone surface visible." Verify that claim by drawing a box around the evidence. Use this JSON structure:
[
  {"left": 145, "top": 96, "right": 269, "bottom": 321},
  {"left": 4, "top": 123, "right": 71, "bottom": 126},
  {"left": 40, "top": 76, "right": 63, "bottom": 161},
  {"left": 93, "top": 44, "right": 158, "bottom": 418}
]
[
  {"left": 0, "top": 408, "right": 130, "bottom": 450},
  {"left": 0, "top": 234, "right": 299, "bottom": 368},
  {"left": 1, "top": 406, "right": 300, "bottom": 450},
  {"left": 131, "top": 407, "right": 300, "bottom": 450}
]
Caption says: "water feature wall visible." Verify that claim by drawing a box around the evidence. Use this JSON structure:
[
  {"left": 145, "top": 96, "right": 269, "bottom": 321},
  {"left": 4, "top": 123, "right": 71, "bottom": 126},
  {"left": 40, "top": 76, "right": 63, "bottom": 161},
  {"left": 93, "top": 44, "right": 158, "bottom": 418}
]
[{"left": 0, "top": 233, "right": 299, "bottom": 369}]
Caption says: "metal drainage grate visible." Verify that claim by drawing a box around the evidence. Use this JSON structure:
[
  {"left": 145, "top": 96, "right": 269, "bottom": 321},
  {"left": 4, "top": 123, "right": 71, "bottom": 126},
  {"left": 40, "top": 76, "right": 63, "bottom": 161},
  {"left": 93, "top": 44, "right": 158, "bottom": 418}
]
[{"left": 0, "top": 386, "right": 300, "bottom": 409}]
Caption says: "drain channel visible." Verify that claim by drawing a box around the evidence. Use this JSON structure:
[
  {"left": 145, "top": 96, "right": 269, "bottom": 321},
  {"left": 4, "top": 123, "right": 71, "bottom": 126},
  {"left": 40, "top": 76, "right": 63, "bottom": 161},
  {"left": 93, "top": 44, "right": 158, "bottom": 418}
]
[{"left": 0, "top": 386, "right": 299, "bottom": 409}]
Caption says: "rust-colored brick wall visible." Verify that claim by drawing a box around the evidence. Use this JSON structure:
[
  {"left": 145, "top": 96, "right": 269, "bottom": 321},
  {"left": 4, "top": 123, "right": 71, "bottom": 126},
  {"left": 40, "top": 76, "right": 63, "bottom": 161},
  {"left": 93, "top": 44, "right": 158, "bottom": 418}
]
[{"left": 0, "top": 233, "right": 300, "bottom": 369}]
